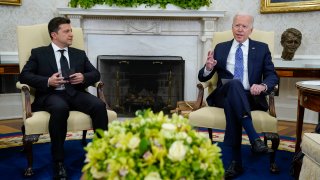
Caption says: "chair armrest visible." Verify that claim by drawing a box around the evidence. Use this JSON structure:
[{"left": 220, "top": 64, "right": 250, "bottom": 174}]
[
  {"left": 192, "top": 80, "right": 213, "bottom": 111},
  {"left": 268, "top": 85, "right": 278, "bottom": 118},
  {"left": 93, "top": 82, "right": 100, "bottom": 88},
  {"left": 193, "top": 83, "right": 205, "bottom": 111},
  {"left": 94, "top": 81, "right": 111, "bottom": 110},
  {"left": 16, "top": 81, "right": 32, "bottom": 118},
  {"left": 16, "top": 81, "right": 30, "bottom": 91},
  {"left": 192, "top": 81, "right": 278, "bottom": 118},
  {"left": 199, "top": 81, "right": 211, "bottom": 89}
]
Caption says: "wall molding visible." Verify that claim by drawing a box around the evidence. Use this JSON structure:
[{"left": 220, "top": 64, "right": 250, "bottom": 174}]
[
  {"left": 0, "top": 52, "right": 19, "bottom": 64},
  {"left": 3, "top": 52, "right": 320, "bottom": 65}
]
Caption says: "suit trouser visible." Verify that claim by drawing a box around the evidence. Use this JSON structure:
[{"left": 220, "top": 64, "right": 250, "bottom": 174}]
[
  {"left": 43, "top": 90, "right": 108, "bottom": 162},
  {"left": 214, "top": 80, "right": 257, "bottom": 147}
]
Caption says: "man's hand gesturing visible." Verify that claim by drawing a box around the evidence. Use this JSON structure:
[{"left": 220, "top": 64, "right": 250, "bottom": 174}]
[{"left": 205, "top": 50, "right": 217, "bottom": 71}]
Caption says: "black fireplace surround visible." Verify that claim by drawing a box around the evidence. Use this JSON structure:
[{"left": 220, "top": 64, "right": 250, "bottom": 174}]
[{"left": 97, "top": 55, "right": 185, "bottom": 117}]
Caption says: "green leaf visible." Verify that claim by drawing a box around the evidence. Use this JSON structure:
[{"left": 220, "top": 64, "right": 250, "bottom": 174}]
[
  {"left": 69, "top": 0, "right": 212, "bottom": 10},
  {"left": 139, "top": 137, "right": 150, "bottom": 155},
  {"left": 192, "top": 161, "right": 201, "bottom": 171}
]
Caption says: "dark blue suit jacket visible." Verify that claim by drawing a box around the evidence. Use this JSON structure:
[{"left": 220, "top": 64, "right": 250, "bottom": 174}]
[
  {"left": 198, "top": 39, "right": 279, "bottom": 110},
  {"left": 19, "top": 45, "right": 100, "bottom": 110}
]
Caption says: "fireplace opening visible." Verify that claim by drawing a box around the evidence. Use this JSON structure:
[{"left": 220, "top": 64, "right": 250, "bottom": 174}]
[{"left": 97, "top": 55, "right": 185, "bottom": 117}]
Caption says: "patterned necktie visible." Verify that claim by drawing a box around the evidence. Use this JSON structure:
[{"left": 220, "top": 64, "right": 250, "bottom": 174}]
[
  {"left": 234, "top": 43, "right": 244, "bottom": 83},
  {"left": 58, "top": 50, "right": 76, "bottom": 96}
]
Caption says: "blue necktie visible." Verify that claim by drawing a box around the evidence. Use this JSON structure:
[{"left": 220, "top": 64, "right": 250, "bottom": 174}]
[{"left": 234, "top": 44, "right": 243, "bottom": 83}]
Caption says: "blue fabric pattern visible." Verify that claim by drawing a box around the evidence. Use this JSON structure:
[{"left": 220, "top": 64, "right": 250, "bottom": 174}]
[{"left": 234, "top": 44, "right": 243, "bottom": 83}]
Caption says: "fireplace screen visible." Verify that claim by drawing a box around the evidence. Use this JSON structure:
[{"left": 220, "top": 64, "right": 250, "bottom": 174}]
[{"left": 97, "top": 55, "right": 185, "bottom": 117}]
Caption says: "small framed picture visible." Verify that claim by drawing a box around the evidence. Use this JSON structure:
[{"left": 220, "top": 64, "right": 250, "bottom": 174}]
[
  {"left": 261, "top": 0, "right": 320, "bottom": 13},
  {"left": 0, "top": 0, "right": 21, "bottom": 6}
]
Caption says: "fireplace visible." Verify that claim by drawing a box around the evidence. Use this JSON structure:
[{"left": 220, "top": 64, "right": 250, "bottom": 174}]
[
  {"left": 98, "top": 55, "right": 184, "bottom": 117},
  {"left": 58, "top": 8, "right": 225, "bottom": 102}
]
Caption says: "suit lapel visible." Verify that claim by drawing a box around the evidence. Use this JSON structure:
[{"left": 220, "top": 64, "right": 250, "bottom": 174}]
[
  {"left": 248, "top": 39, "right": 256, "bottom": 83},
  {"left": 220, "top": 40, "right": 233, "bottom": 69},
  {"left": 67, "top": 48, "right": 76, "bottom": 69},
  {"left": 47, "top": 45, "right": 58, "bottom": 73}
]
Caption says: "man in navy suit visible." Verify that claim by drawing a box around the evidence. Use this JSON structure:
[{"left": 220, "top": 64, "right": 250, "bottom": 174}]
[
  {"left": 198, "top": 13, "right": 278, "bottom": 179},
  {"left": 19, "top": 17, "right": 108, "bottom": 179}
]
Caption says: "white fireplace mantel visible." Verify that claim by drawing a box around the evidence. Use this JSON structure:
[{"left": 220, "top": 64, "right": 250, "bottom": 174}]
[
  {"left": 57, "top": 7, "right": 225, "bottom": 19},
  {"left": 57, "top": 7, "right": 225, "bottom": 39},
  {"left": 57, "top": 7, "right": 225, "bottom": 101}
]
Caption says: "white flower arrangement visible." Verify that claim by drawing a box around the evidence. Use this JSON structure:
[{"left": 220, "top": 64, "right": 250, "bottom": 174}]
[{"left": 82, "top": 109, "right": 224, "bottom": 179}]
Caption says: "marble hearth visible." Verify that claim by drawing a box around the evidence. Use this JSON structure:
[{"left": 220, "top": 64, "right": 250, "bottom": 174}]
[{"left": 58, "top": 7, "right": 225, "bottom": 101}]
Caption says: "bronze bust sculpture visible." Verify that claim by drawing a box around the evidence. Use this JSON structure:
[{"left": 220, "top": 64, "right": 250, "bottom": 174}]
[{"left": 280, "top": 28, "right": 302, "bottom": 61}]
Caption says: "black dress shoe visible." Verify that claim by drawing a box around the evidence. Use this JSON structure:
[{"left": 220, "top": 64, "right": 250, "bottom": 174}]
[
  {"left": 251, "top": 138, "right": 272, "bottom": 153},
  {"left": 53, "top": 162, "right": 68, "bottom": 180},
  {"left": 225, "top": 161, "right": 243, "bottom": 179}
]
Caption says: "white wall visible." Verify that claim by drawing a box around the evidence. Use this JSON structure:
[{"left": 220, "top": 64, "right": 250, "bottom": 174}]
[
  {"left": 0, "top": 0, "right": 319, "bottom": 55},
  {"left": 211, "top": 0, "right": 320, "bottom": 56},
  {"left": 0, "top": 0, "right": 319, "bottom": 122}
]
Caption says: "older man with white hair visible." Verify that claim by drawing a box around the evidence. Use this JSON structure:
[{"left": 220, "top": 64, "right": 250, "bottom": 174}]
[{"left": 198, "top": 12, "right": 279, "bottom": 179}]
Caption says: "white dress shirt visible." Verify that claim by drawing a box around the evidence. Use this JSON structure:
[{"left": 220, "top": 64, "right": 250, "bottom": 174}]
[
  {"left": 203, "top": 39, "right": 250, "bottom": 90},
  {"left": 226, "top": 39, "right": 250, "bottom": 90},
  {"left": 51, "top": 43, "right": 70, "bottom": 90}
]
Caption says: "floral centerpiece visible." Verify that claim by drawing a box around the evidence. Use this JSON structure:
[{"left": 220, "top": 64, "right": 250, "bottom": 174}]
[{"left": 82, "top": 109, "right": 224, "bottom": 179}]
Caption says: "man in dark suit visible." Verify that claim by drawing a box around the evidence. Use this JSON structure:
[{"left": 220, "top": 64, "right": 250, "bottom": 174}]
[
  {"left": 19, "top": 17, "right": 108, "bottom": 179},
  {"left": 198, "top": 13, "right": 278, "bottom": 179}
]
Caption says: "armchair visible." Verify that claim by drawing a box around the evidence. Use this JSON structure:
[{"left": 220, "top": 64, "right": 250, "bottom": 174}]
[
  {"left": 189, "top": 29, "right": 280, "bottom": 173},
  {"left": 16, "top": 24, "right": 117, "bottom": 176}
]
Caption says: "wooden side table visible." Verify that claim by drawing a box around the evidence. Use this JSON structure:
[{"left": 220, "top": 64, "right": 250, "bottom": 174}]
[
  {"left": 0, "top": 64, "right": 19, "bottom": 74},
  {"left": 295, "top": 81, "right": 320, "bottom": 153},
  {"left": 0, "top": 64, "right": 20, "bottom": 93},
  {"left": 276, "top": 67, "right": 320, "bottom": 78}
]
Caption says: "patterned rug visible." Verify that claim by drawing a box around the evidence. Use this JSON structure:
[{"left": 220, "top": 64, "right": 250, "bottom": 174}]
[
  {"left": 0, "top": 130, "right": 95, "bottom": 149},
  {"left": 196, "top": 128, "right": 295, "bottom": 152},
  {"left": 0, "top": 129, "right": 295, "bottom": 152}
]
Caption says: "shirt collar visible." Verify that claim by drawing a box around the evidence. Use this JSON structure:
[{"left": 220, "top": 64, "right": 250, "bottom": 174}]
[
  {"left": 51, "top": 42, "right": 68, "bottom": 53},
  {"left": 232, "top": 39, "right": 249, "bottom": 48}
]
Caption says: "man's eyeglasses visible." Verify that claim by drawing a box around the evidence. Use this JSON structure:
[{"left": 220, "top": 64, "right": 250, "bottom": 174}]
[{"left": 233, "top": 24, "right": 250, "bottom": 30}]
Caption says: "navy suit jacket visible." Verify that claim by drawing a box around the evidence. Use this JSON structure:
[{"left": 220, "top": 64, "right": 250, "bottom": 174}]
[
  {"left": 198, "top": 39, "right": 279, "bottom": 110},
  {"left": 19, "top": 44, "right": 100, "bottom": 109}
]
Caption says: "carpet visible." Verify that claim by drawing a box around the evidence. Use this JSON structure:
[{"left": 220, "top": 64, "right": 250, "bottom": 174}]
[
  {"left": 0, "top": 140, "right": 85, "bottom": 180},
  {"left": 0, "top": 129, "right": 295, "bottom": 152},
  {"left": 196, "top": 128, "right": 296, "bottom": 152},
  {"left": 0, "top": 131, "right": 95, "bottom": 149},
  {"left": 0, "top": 130, "right": 295, "bottom": 179}
]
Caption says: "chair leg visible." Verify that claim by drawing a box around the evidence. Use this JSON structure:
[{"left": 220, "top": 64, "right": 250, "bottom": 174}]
[
  {"left": 264, "top": 132, "right": 280, "bottom": 174},
  {"left": 207, "top": 128, "right": 213, "bottom": 144},
  {"left": 82, "top": 130, "right": 87, "bottom": 146},
  {"left": 22, "top": 133, "right": 40, "bottom": 177},
  {"left": 21, "top": 125, "right": 26, "bottom": 153}
]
